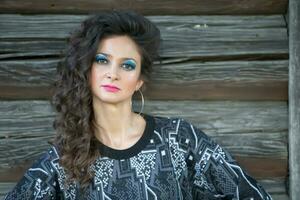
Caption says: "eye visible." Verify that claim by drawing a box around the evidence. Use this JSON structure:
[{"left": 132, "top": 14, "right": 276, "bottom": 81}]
[
  {"left": 95, "top": 54, "right": 108, "bottom": 64},
  {"left": 122, "top": 60, "right": 136, "bottom": 71}
]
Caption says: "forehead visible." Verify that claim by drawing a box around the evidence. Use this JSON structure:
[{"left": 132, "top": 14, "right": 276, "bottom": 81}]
[{"left": 97, "top": 35, "right": 141, "bottom": 62}]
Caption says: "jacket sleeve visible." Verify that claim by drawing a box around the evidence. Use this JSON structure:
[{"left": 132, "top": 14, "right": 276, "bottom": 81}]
[
  {"left": 181, "top": 119, "right": 273, "bottom": 200},
  {"left": 4, "top": 147, "right": 59, "bottom": 200}
]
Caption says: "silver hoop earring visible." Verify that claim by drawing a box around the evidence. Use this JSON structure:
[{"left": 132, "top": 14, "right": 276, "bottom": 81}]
[{"left": 134, "top": 89, "right": 144, "bottom": 115}]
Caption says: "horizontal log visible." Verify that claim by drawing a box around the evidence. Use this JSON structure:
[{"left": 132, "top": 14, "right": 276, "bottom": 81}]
[
  {"left": 0, "top": 14, "right": 288, "bottom": 100},
  {"left": 260, "top": 179, "right": 289, "bottom": 200},
  {"left": 0, "top": 182, "right": 15, "bottom": 199},
  {"left": 147, "top": 60, "right": 288, "bottom": 100},
  {"left": 143, "top": 101, "right": 288, "bottom": 134},
  {"left": 0, "top": 100, "right": 288, "bottom": 181},
  {"left": 0, "top": 40, "right": 288, "bottom": 61},
  {"left": 0, "top": 0, "right": 287, "bottom": 15},
  {"left": 236, "top": 157, "right": 287, "bottom": 178},
  {"left": 1, "top": 15, "right": 288, "bottom": 33},
  {"left": 258, "top": 178, "right": 290, "bottom": 200},
  {"left": 260, "top": 178, "right": 288, "bottom": 194},
  {"left": 0, "top": 40, "right": 65, "bottom": 59},
  {"left": 271, "top": 195, "right": 289, "bottom": 200},
  {"left": 0, "top": 59, "right": 288, "bottom": 100},
  {"left": 0, "top": 100, "right": 288, "bottom": 153},
  {"left": 216, "top": 131, "right": 287, "bottom": 158},
  {"left": 152, "top": 15, "right": 287, "bottom": 28},
  {"left": 0, "top": 15, "right": 287, "bottom": 39},
  {"left": 0, "top": 15, "right": 287, "bottom": 40},
  {"left": 0, "top": 15, "right": 288, "bottom": 60}
]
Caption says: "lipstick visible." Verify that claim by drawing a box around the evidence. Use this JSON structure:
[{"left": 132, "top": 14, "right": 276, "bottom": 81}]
[{"left": 101, "top": 84, "right": 120, "bottom": 93}]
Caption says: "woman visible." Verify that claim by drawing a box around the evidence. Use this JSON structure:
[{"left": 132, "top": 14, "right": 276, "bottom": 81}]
[{"left": 5, "top": 10, "right": 272, "bottom": 199}]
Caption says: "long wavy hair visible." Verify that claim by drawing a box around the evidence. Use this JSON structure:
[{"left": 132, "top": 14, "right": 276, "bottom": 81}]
[{"left": 50, "top": 10, "right": 161, "bottom": 190}]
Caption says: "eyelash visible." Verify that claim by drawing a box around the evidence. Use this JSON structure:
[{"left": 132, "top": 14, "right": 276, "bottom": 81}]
[{"left": 95, "top": 55, "right": 136, "bottom": 71}]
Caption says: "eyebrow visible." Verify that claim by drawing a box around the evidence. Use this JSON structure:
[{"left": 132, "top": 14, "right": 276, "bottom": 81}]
[{"left": 96, "top": 52, "right": 137, "bottom": 63}]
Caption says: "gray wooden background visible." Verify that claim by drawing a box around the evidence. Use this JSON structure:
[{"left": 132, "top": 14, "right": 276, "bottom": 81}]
[{"left": 0, "top": 0, "right": 292, "bottom": 199}]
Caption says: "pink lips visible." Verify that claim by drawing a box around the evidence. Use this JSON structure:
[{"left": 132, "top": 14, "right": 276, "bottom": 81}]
[{"left": 102, "top": 84, "right": 120, "bottom": 93}]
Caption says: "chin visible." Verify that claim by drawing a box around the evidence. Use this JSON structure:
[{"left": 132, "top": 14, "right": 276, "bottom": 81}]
[{"left": 94, "top": 95, "right": 129, "bottom": 104}]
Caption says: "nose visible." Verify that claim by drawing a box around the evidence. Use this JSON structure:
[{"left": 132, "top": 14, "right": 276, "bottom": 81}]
[{"left": 106, "top": 62, "right": 120, "bottom": 80}]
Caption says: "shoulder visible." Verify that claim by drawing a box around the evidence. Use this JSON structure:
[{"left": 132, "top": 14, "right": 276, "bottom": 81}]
[
  {"left": 150, "top": 114, "right": 192, "bottom": 130},
  {"left": 151, "top": 114, "right": 205, "bottom": 133},
  {"left": 150, "top": 114, "right": 209, "bottom": 146},
  {"left": 36, "top": 145, "right": 61, "bottom": 164},
  {"left": 4, "top": 146, "right": 62, "bottom": 199},
  {"left": 26, "top": 145, "right": 61, "bottom": 176}
]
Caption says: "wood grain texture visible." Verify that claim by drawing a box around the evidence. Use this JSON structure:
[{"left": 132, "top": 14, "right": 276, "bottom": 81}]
[
  {"left": 0, "top": 15, "right": 288, "bottom": 59},
  {"left": 0, "top": 15, "right": 287, "bottom": 39},
  {"left": 0, "top": 182, "right": 15, "bottom": 199},
  {"left": 288, "top": 0, "right": 300, "bottom": 198},
  {"left": 0, "top": 0, "right": 288, "bottom": 15},
  {"left": 0, "top": 14, "right": 288, "bottom": 100},
  {"left": 0, "top": 12, "right": 290, "bottom": 197},
  {"left": 0, "top": 100, "right": 288, "bottom": 181},
  {"left": 0, "top": 59, "right": 288, "bottom": 100}
]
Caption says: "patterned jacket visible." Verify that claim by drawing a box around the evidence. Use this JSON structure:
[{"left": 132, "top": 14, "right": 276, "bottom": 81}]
[{"left": 4, "top": 113, "right": 273, "bottom": 200}]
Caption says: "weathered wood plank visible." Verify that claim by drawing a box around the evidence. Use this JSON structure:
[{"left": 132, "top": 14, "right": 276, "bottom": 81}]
[
  {"left": 0, "top": 100, "right": 288, "bottom": 181},
  {"left": 0, "top": 0, "right": 288, "bottom": 15},
  {"left": 0, "top": 40, "right": 288, "bottom": 61},
  {"left": 271, "top": 194, "right": 289, "bottom": 200},
  {"left": 0, "top": 40, "right": 65, "bottom": 59},
  {"left": 0, "top": 14, "right": 286, "bottom": 37},
  {"left": 0, "top": 15, "right": 287, "bottom": 40},
  {"left": 0, "top": 15, "right": 288, "bottom": 60},
  {"left": 147, "top": 60, "right": 288, "bottom": 100},
  {"left": 145, "top": 101, "right": 288, "bottom": 134},
  {"left": 0, "top": 100, "right": 288, "bottom": 152},
  {"left": 0, "top": 60, "right": 288, "bottom": 100},
  {"left": 0, "top": 15, "right": 287, "bottom": 38},
  {"left": 0, "top": 15, "right": 288, "bottom": 35},
  {"left": 260, "top": 178, "right": 288, "bottom": 194},
  {"left": 236, "top": 157, "right": 287, "bottom": 179},
  {"left": 151, "top": 15, "right": 287, "bottom": 28},
  {"left": 0, "top": 182, "right": 15, "bottom": 199},
  {"left": 288, "top": 0, "right": 300, "bottom": 198}
]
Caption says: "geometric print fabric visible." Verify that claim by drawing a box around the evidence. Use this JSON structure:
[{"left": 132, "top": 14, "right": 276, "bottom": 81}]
[{"left": 4, "top": 114, "right": 272, "bottom": 200}]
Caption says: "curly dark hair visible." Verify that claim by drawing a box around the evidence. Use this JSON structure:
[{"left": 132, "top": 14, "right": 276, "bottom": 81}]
[{"left": 50, "top": 10, "right": 161, "bottom": 190}]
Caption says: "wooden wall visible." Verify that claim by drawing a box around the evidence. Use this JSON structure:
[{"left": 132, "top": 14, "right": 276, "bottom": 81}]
[{"left": 0, "top": 1, "right": 289, "bottom": 199}]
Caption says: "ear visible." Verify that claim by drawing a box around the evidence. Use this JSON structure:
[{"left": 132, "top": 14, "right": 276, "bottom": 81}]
[{"left": 136, "top": 79, "right": 144, "bottom": 91}]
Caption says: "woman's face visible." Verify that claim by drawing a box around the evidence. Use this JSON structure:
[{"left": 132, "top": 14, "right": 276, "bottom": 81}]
[{"left": 90, "top": 35, "right": 144, "bottom": 105}]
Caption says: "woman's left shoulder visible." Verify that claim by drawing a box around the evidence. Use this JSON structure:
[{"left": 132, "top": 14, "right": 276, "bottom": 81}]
[
  {"left": 150, "top": 114, "right": 208, "bottom": 140},
  {"left": 150, "top": 114, "right": 189, "bottom": 125}
]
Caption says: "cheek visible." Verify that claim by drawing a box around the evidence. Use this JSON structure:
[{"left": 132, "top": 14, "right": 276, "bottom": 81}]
[
  {"left": 90, "top": 65, "right": 102, "bottom": 88},
  {"left": 122, "top": 73, "right": 141, "bottom": 91}
]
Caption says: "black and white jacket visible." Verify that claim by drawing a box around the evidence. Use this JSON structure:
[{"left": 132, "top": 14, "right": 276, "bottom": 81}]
[{"left": 4, "top": 113, "right": 272, "bottom": 200}]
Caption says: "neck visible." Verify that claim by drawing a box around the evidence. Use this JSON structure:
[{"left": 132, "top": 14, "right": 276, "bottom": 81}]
[{"left": 92, "top": 97, "right": 140, "bottom": 149}]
